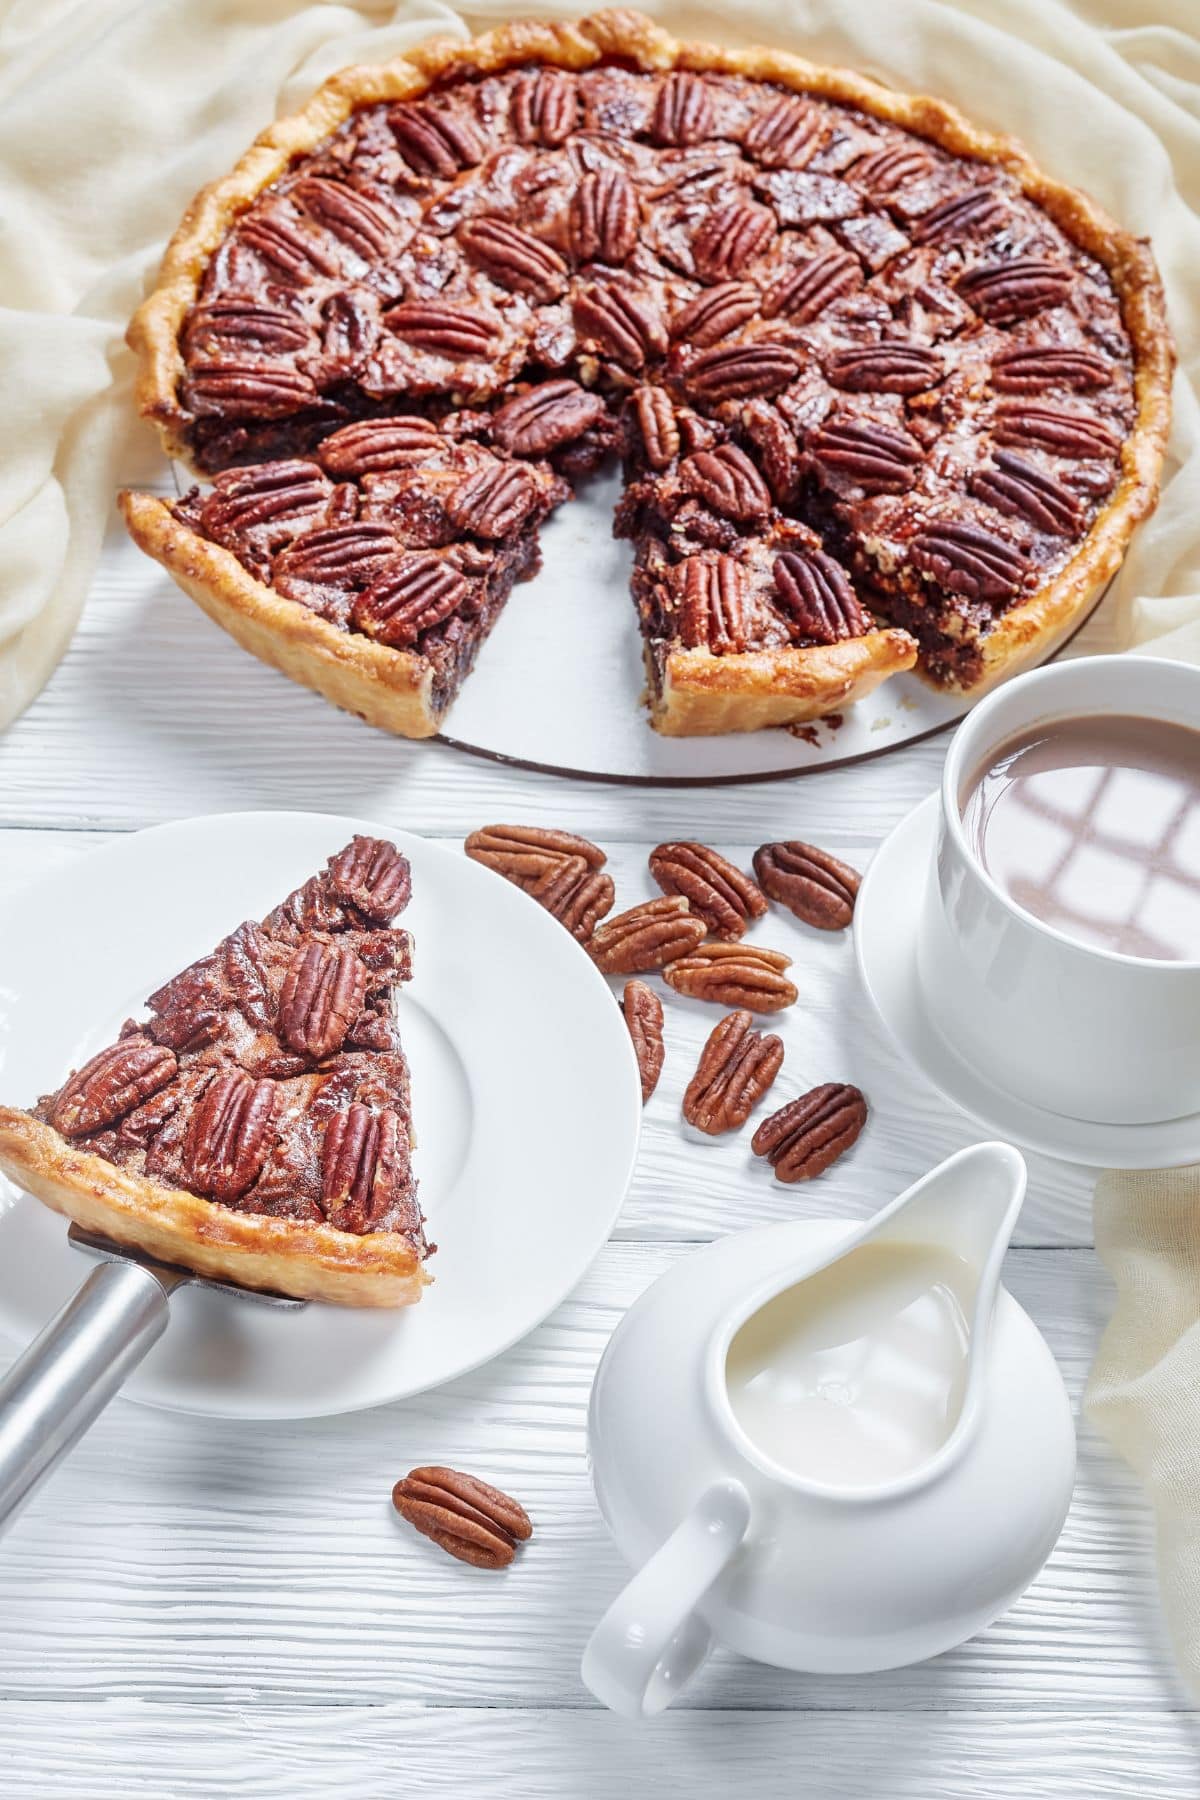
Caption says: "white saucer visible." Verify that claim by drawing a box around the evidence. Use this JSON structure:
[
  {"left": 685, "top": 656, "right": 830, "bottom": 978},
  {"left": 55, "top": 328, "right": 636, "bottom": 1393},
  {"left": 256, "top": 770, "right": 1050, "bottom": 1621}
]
[
  {"left": 0, "top": 812, "right": 642, "bottom": 1418},
  {"left": 854, "top": 793, "right": 1200, "bottom": 1170}
]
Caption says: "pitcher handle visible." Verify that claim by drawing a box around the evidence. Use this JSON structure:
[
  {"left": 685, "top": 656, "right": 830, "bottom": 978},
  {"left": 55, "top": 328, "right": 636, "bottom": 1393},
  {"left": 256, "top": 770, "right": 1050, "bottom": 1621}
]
[{"left": 581, "top": 1478, "right": 751, "bottom": 1718}]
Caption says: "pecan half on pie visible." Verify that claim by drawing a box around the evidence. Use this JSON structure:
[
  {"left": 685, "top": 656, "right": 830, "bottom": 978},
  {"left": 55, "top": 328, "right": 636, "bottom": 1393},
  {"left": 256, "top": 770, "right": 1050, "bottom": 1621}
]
[
  {"left": 0, "top": 838, "right": 427, "bottom": 1306},
  {"left": 121, "top": 9, "right": 1171, "bottom": 737}
]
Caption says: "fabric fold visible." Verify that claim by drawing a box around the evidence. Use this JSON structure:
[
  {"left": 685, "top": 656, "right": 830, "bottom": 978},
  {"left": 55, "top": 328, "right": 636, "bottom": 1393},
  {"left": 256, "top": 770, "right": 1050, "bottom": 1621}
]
[{"left": 1089, "top": 1170, "right": 1200, "bottom": 1699}]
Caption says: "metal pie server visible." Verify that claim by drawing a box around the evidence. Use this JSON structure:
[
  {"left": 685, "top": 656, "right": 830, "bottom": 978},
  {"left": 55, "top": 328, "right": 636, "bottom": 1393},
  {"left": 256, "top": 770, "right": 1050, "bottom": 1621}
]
[{"left": 0, "top": 1224, "right": 304, "bottom": 1536}]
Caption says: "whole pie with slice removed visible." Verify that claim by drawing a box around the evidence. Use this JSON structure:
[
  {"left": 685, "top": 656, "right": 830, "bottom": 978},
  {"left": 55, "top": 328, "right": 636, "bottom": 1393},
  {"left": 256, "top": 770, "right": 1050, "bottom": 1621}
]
[
  {"left": 121, "top": 9, "right": 1172, "bottom": 737},
  {"left": 0, "top": 838, "right": 429, "bottom": 1306}
]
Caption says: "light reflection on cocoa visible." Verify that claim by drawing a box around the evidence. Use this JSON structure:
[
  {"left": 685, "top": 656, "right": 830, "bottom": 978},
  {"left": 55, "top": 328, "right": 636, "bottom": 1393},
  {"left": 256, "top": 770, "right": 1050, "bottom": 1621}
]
[{"left": 962, "top": 714, "right": 1200, "bottom": 962}]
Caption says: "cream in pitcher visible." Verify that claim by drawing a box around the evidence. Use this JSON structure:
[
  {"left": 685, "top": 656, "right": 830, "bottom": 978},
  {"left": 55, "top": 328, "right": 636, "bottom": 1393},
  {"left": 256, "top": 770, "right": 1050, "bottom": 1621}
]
[{"left": 725, "top": 1241, "right": 972, "bottom": 1488}]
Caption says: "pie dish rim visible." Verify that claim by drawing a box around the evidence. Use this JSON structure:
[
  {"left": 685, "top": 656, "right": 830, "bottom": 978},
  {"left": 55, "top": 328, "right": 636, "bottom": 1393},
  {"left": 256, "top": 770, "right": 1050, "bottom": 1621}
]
[{"left": 122, "top": 5, "right": 1175, "bottom": 729}]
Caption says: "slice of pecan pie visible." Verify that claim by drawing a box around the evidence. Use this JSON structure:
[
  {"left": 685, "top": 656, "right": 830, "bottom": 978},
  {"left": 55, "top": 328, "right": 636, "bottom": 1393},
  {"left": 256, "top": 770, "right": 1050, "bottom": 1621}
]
[
  {"left": 0, "top": 838, "right": 427, "bottom": 1306},
  {"left": 120, "top": 9, "right": 1171, "bottom": 737},
  {"left": 615, "top": 389, "right": 914, "bottom": 731}
]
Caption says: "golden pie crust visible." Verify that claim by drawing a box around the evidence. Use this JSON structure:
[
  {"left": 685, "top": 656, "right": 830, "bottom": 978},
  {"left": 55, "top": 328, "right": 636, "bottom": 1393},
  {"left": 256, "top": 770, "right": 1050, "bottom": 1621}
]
[
  {"left": 651, "top": 630, "right": 918, "bottom": 735},
  {"left": 123, "top": 7, "right": 1174, "bottom": 734},
  {"left": 0, "top": 1109, "right": 427, "bottom": 1306},
  {"left": 120, "top": 489, "right": 442, "bottom": 736}
]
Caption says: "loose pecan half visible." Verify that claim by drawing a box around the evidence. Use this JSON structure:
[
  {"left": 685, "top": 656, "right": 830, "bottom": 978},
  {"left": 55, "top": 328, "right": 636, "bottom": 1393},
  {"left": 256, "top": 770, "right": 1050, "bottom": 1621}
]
[
  {"left": 569, "top": 168, "right": 638, "bottom": 264},
  {"left": 910, "top": 520, "right": 1030, "bottom": 603},
  {"left": 622, "top": 980, "right": 665, "bottom": 1103},
  {"left": 446, "top": 463, "right": 540, "bottom": 538},
  {"left": 989, "top": 345, "right": 1111, "bottom": 393},
  {"left": 670, "top": 282, "right": 760, "bottom": 348},
  {"left": 683, "top": 1009, "right": 784, "bottom": 1134},
  {"left": 676, "top": 554, "right": 754, "bottom": 655},
  {"left": 851, "top": 144, "right": 933, "bottom": 192},
  {"left": 684, "top": 342, "right": 801, "bottom": 403},
  {"left": 969, "top": 450, "right": 1083, "bottom": 536},
  {"left": 574, "top": 282, "right": 667, "bottom": 371},
  {"left": 957, "top": 258, "right": 1073, "bottom": 323},
  {"left": 649, "top": 842, "right": 768, "bottom": 941},
  {"left": 328, "top": 837, "right": 411, "bottom": 920},
  {"left": 464, "top": 824, "right": 606, "bottom": 891},
  {"left": 652, "top": 70, "right": 715, "bottom": 146},
  {"left": 383, "top": 302, "right": 496, "bottom": 358},
  {"left": 389, "top": 103, "right": 483, "bottom": 177},
  {"left": 52, "top": 1036, "right": 178, "bottom": 1138},
  {"left": 492, "top": 381, "right": 608, "bottom": 457},
  {"left": 664, "top": 942, "right": 797, "bottom": 1012},
  {"left": 809, "top": 418, "right": 922, "bottom": 493},
  {"left": 993, "top": 403, "right": 1120, "bottom": 460},
  {"left": 680, "top": 445, "right": 772, "bottom": 523},
  {"left": 631, "top": 385, "right": 681, "bottom": 470},
  {"left": 459, "top": 217, "right": 568, "bottom": 302},
  {"left": 744, "top": 96, "right": 821, "bottom": 169},
  {"left": 185, "top": 362, "right": 317, "bottom": 419},
  {"left": 511, "top": 67, "right": 578, "bottom": 145},
  {"left": 589, "top": 896, "right": 706, "bottom": 975},
  {"left": 772, "top": 550, "right": 867, "bottom": 643},
  {"left": 530, "top": 855, "right": 615, "bottom": 942},
  {"left": 753, "top": 840, "right": 861, "bottom": 930},
  {"left": 392, "top": 1466, "right": 532, "bottom": 1569},
  {"left": 184, "top": 1070, "right": 277, "bottom": 1202},
  {"left": 352, "top": 553, "right": 469, "bottom": 647},
  {"left": 322, "top": 1102, "right": 411, "bottom": 1233},
  {"left": 278, "top": 940, "right": 367, "bottom": 1061},
  {"left": 292, "top": 177, "right": 396, "bottom": 259},
  {"left": 317, "top": 417, "right": 443, "bottom": 477},
  {"left": 827, "top": 344, "right": 942, "bottom": 395},
  {"left": 912, "top": 188, "right": 1006, "bottom": 243},
  {"left": 692, "top": 201, "right": 777, "bottom": 282},
  {"left": 752, "top": 1083, "right": 867, "bottom": 1181},
  {"left": 763, "top": 250, "right": 860, "bottom": 323}
]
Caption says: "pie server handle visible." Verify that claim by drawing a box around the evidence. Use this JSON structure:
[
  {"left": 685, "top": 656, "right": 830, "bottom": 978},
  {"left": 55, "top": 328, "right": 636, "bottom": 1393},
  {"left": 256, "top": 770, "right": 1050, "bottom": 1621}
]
[{"left": 0, "top": 1259, "right": 176, "bottom": 1536}]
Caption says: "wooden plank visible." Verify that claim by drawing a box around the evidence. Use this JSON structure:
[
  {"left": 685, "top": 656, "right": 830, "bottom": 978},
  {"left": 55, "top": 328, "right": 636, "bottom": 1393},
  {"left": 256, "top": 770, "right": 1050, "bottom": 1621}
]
[
  {"left": 0, "top": 1246, "right": 1179, "bottom": 1711},
  {"left": 0, "top": 829, "right": 1096, "bottom": 1247},
  {"left": 1, "top": 1701, "right": 1197, "bottom": 1799}
]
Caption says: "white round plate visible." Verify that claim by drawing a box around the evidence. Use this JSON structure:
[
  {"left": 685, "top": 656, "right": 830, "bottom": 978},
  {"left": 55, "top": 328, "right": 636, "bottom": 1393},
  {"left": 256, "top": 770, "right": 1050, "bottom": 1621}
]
[
  {"left": 168, "top": 463, "right": 1104, "bottom": 784},
  {"left": 438, "top": 470, "right": 1111, "bottom": 782},
  {"left": 854, "top": 793, "right": 1200, "bottom": 1170},
  {"left": 0, "top": 812, "right": 642, "bottom": 1418}
]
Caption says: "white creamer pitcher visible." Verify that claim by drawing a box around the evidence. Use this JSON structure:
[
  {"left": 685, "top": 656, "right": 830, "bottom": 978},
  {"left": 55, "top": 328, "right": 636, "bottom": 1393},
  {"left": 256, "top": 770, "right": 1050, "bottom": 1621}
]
[{"left": 582, "top": 1143, "right": 1074, "bottom": 1717}]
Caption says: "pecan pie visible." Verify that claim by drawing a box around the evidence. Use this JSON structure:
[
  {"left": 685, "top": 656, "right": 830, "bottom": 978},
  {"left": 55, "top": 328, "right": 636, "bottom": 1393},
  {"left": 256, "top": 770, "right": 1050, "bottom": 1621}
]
[
  {"left": 121, "top": 9, "right": 1171, "bottom": 737},
  {"left": 0, "top": 838, "right": 427, "bottom": 1306}
]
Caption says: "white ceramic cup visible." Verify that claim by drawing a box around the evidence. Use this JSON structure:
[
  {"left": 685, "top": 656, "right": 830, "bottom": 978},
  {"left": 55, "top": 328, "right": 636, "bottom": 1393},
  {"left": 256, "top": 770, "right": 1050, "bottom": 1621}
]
[{"left": 916, "top": 654, "right": 1200, "bottom": 1126}]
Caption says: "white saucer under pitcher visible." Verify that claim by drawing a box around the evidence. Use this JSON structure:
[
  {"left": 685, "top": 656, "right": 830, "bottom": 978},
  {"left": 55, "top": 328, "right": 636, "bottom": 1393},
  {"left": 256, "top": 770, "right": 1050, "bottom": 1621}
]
[{"left": 581, "top": 1143, "right": 1074, "bottom": 1717}]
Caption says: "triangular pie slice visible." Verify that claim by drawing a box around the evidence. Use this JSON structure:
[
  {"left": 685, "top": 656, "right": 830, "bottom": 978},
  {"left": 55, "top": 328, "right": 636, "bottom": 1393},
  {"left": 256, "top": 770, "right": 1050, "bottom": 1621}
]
[
  {"left": 615, "top": 389, "right": 916, "bottom": 734},
  {"left": 0, "top": 837, "right": 427, "bottom": 1306}
]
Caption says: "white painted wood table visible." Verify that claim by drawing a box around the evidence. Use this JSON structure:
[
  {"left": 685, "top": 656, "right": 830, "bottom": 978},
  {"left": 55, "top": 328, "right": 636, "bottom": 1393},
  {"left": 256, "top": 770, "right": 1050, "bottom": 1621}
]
[{"left": 0, "top": 506, "right": 1196, "bottom": 1798}]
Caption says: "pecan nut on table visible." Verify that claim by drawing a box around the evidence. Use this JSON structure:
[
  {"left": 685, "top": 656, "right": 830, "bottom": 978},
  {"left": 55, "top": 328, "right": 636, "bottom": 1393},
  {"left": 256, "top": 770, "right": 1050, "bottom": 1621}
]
[
  {"left": 464, "top": 824, "right": 865, "bottom": 1184},
  {"left": 392, "top": 1466, "right": 533, "bottom": 1570}
]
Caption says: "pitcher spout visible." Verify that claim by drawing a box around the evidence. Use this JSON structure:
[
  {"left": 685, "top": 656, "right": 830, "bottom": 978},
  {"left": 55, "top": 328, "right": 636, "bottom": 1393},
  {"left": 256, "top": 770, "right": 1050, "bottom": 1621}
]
[{"left": 869, "top": 1141, "right": 1026, "bottom": 1273}]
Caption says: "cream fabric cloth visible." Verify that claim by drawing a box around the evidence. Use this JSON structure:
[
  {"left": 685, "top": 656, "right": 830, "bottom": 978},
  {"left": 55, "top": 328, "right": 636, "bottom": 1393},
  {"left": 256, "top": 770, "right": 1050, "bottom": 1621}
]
[
  {"left": 1090, "top": 1173, "right": 1200, "bottom": 1698},
  {"left": 2, "top": 0, "right": 1200, "bottom": 1691},
  {"left": 1, "top": 0, "right": 1199, "bottom": 725}
]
